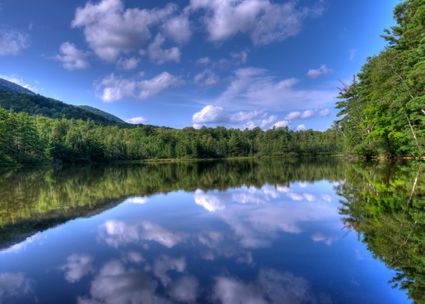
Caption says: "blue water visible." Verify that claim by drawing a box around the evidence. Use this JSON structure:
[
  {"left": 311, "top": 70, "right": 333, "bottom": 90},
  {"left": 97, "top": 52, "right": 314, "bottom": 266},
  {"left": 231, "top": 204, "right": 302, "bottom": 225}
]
[{"left": 0, "top": 163, "right": 413, "bottom": 303}]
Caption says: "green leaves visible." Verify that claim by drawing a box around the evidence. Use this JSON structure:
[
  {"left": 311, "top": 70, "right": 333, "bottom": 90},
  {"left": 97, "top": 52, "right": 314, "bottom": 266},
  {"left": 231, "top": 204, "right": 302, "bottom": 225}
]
[{"left": 336, "top": 0, "right": 425, "bottom": 159}]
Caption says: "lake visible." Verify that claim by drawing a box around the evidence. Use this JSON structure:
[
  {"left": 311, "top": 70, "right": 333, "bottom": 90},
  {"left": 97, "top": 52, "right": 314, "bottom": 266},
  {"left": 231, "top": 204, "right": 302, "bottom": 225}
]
[{"left": 0, "top": 159, "right": 423, "bottom": 303}]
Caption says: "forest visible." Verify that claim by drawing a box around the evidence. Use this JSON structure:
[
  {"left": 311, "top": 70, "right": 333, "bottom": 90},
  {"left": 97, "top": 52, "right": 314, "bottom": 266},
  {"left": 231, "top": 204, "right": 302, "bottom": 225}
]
[
  {"left": 336, "top": 0, "right": 425, "bottom": 159},
  {"left": 0, "top": 107, "right": 342, "bottom": 165}
]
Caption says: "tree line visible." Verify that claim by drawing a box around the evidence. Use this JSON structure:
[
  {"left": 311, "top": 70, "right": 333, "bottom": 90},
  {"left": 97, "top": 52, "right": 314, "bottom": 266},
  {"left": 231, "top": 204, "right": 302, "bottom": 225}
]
[
  {"left": 336, "top": 0, "right": 425, "bottom": 159},
  {"left": 0, "top": 107, "right": 343, "bottom": 166}
]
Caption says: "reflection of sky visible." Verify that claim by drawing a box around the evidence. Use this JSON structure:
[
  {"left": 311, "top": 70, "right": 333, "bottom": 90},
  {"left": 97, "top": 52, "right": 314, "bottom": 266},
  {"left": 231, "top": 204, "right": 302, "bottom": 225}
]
[{"left": 0, "top": 181, "right": 411, "bottom": 303}]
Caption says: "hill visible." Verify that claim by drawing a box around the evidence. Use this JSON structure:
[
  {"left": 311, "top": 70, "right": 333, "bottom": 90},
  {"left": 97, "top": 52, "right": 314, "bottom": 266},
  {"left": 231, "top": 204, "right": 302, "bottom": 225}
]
[
  {"left": 79, "top": 105, "right": 125, "bottom": 124},
  {"left": 0, "top": 78, "right": 35, "bottom": 95},
  {"left": 0, "top": 78, "right": 126, "bottom": 125}
]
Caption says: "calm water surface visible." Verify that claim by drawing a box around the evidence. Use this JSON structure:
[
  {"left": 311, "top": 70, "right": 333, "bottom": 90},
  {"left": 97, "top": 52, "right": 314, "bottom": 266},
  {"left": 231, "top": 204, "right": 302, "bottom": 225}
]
[{"left": 0, "top": 160, "right": 423, "bottom": 303}]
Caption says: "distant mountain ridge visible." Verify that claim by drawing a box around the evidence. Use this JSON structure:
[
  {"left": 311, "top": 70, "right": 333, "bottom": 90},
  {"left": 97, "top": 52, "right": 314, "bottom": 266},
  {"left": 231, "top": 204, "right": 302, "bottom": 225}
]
[
  {"left": 0, "top": 78, "right": 35, "bottom": 95},
  {"left": 0, "top": 77, "right": 127, "bottom": 125}
]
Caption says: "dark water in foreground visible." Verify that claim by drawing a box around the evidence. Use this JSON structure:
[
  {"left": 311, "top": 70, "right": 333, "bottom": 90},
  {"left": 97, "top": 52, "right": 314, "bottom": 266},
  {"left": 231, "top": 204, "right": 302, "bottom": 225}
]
[{"left": 0, "top": 159, "right": 423, "bottom": 304}]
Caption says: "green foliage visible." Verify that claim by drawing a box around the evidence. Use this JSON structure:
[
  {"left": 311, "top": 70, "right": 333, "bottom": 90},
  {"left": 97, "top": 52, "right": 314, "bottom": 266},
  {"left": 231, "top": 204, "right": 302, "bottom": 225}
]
[
  {"left": 0, "top": 106, "right": 343, "bottom": 166},
  {"left": 337, "top": 0, "right": 425, "bottom": 158},
  {"left": 339, "top": 162, "right": 425, "bottom": 303},
  {"left": 0, "top": 90, "right": 125, "bottom": 125}
]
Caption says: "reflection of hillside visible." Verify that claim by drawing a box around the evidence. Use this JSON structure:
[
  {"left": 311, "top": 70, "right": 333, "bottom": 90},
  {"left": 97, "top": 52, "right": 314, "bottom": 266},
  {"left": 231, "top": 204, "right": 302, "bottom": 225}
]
[
  {"left": 0, "top": 159, "right": 344, "bottom": 250},
  {"left": 338, "top": 162, "right": 425, "bottom": 303}
]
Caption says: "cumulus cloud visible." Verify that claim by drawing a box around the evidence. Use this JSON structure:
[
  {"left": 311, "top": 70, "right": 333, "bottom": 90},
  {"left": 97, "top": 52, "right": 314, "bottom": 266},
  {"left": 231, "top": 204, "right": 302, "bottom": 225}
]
[
  {"left": 168, "top": 276, "right": 198, "bottom": 302},
  {"left": 193, "top": 185, "right": 339, "bottom": 248},
  {"left": 192, "top": 104, "right": 278, "bottom": 129},
  {"left": 99, "top": 219, "right": 186, "bottom": 248},
  {"left": 194, "top": 189, "right": 227, "bottom": 212},
  {"left": 153, "top": 255, "right": 186, "bottom": 286},
  {"left": 139, "top": 71, "right": 181, "bottom": 98},
  {"left": 272, "top": 120, "right": 289, "bottom": 129},
  {"left": 208, "top": 67, "right": 335, "bottom": 111},
  {"left": 72, "top": 0, "right": 177, "bottom": 62},
  {"left": 0, "top": 272, "right": 33, "bottom": 302},
  {"left": 197, "top": 57, "right": 211, "bottom": 65},
  {"left": 98, "top": 74, "right": 137, "bottom": 102},
  {"left": 98, "top": 72, "right": 180, "bottom": 102},
  {"left": 77, "top": 260, "right": 163, "bottom": 304},
  {"left": 188, "top": 0, "right": 323, "bottom": 45},
  {"left": 55, "top": 42, "right": 89, "bottom": 70},
  {"left": 282, "top": 108, "right": 330, "bottom": 122},
  {"left": 117, "top": 57, "right": 139, "bottom": 70},
  {"left": 148, "top": 34, "right": 181, "bottom": 64},
  {"left": 191, "top": 68, "right": 335, "bottom": 129},
  {"left": 123, "top": 195, "right": 148, "bottom": 203},
  {"left": 214, "top": 269, "right": 317, "bottom": 304},
  {"left": 311, "top": 232, "right": 337, "bottom": 246},
  {"left": 307, "top": 64, "right": 332, "bottom": 79},
  {"left": 61, "top": 254, "right": 94, "bottom": 283},
  {"left": 162, "top": 14, "right": 192, "bottom": 44},
  {"left": 0, "top": 29, "right": 29, "bottom": 55},
  {"left": 194, "top": 69, "right": 218, "bottom": 86},
  {"left": 296, "top": 124, "right": 306, "bottom": 131}
]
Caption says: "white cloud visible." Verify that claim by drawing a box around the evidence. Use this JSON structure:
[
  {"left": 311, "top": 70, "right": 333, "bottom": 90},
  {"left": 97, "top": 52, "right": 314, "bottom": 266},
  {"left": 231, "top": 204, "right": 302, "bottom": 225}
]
[
  {"left": 61, "top": 254, "right": 93, "bottom": 283},
  {"left": 55, "top": 42, "right": 89, "bottom": 70},
  {"left": 189, "top": 0, "right": 323, "bottom": 45},
  {"left": 296, "top": 124, "right": 306, "bottom": 131},
  {"left": 168, "top": 276, "right": 198, "bottom": 302},
  {"left": 117, "top": 57, "right": 139, "bottom": 70},
  {"left": 162, "top": 14, "right": 192, "bottom": 43},
  {"left": 78, "top": 260, "right": 164, "bottom": 304},
  {"left": 192, "top": 105, "right": 226, "bottom": 128},
  {"left": 284, "top": 108, "right": 330, "bottom": 121},
  {"left": 123, "top": 195, "right": 148, "bottom": 203},
  {"left": 214, "top": 269, "right": 317, "bottom": 304},
  {"left": 191, "top": 68, "right": 335, "bottom": 129},
  {"left": 273, "top": 120, "right": 289, "bottom": 129},
  {"left": 100, "top": 219, "right": 186, "bottom": 248},
  {"left": 210, "top": 67, "right": 335, "bottom": 111},
  {"left": 230, "top": 50, "right": 248, "bottom": 64},
  {"left": 193, "top": 185, "right": 340, "bottom": 248},
  {"left": 192, "top": 105, "right": 277, "bottom": 129},
  {"left": 197, "top": 56, "right": 211, "bottom": 65},
  {"left": 0, "top": 29, "right": 29, "bottom": 55},
  {"left": 311, "top": 232, "right": 337, "bottom": 246},
  {"left": 98, "top": 72, "right": 180, "bottom": 102},
  {"left": 319, "top": 108, "right": 330, "bottom": 117},
  {"left": 147, "top": 34, "right": 181, "bottom": 64},
  {"left": 0, "top": 273, "right": 32, "bottom": 302},
  {"left": 194, "top": 189, "right": 226, "bottom": 212},
  {"left": 72, "top": 0, "right": 177, "bottom": 62},
  {"left": 139, "top": 71, "right": 181, "bottom": 98},
  {"left": 153, "top": 255, "right": 186, "bottom": 286},
  {"left": 307, "top": 64, "right": 332, "bottom": 79},
  {"left": 194, "top": 69, "right": 218, "bottom": 86},
  {"left": 98, "top": 74, "right": 137, "bottom": 102}
]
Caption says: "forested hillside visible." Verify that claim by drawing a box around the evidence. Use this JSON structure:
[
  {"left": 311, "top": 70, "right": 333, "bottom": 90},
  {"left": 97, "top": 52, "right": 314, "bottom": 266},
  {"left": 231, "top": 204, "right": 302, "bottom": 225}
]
[
  {"left": 0, "top": 86, "right": 125, "bottom": 125},
  {"left": 336, "top": 0, "right": 425, "bottom": 159},
  {"left": 0, "top": 107, "right": 342, "bottom": 165}
]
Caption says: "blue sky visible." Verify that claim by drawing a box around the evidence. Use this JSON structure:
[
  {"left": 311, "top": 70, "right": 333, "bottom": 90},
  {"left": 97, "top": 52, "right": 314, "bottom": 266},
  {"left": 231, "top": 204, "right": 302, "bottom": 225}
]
[{"left": 0, "top": 0, "right": 400, "bottom": 130}]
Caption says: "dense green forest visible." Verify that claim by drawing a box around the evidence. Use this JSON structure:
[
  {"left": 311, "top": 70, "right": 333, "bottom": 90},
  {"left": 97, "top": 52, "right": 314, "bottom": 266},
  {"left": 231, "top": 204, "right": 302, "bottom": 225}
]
[
  {"left": 336, "top": 0, "right": 425, "bottom": 159},
  {"left": 339, "top": 161, "right": 425, "bottom": 303},
  {"left": 0, "top": 90, "right": 125, "bottom": 125},
  {"left": 0, "top": 106, "right": 342, "bottom": 165}
]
